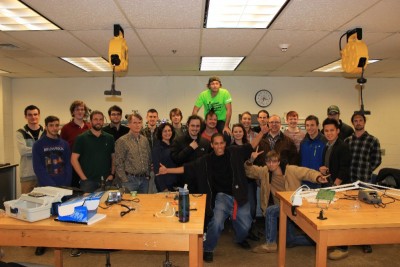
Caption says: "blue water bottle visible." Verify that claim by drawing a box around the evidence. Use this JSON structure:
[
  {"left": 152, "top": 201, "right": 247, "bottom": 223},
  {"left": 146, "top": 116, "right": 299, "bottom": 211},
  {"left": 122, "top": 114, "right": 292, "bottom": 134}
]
[{"left": 179, "top": 185, "right": 190, "bottom": 223}]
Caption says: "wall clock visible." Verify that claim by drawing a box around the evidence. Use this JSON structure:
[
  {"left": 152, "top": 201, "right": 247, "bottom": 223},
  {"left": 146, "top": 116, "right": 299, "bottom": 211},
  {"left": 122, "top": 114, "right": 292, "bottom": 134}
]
[{"left": 255, "top": 89, "right": 273, "bottom": 108}]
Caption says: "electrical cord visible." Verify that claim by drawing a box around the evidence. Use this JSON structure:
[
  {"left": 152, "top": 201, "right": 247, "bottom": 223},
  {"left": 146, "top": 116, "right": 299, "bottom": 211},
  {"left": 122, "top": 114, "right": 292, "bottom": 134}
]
[{"left": 120, "top": 204, "right": 135, "bottom": 217}]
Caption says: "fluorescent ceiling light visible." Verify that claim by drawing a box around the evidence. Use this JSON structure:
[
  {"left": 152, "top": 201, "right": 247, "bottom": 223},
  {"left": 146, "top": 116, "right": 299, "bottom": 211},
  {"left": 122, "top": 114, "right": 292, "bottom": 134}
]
[
  {"left": 200, "top": 57, "right": 244, "bottom": 71},
  {"left": 61, "top": 57, "right": 111, "bottom": 72},
  {"left": 0, "top": 0, "right": 60, "bottom": 31},
  {"left": 0, "top": 69, "right": 9, "bottom": 74},
  {"left": 313, "top": 59, "right": 380, "bottom": 73},
  {"left": 205, "top": 0, "right": 288, "bottom": 28}
]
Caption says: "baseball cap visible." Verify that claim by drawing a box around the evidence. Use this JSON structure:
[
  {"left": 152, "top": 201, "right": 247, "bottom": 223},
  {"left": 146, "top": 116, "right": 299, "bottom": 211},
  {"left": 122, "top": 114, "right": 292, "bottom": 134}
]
[{"left": 327, "top": 105, "right": 340, "bottom": 115}]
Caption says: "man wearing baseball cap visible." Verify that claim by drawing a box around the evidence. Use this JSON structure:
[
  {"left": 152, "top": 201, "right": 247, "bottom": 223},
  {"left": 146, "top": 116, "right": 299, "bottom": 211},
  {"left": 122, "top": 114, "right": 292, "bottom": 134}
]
[{"left": 326, "top": 105, "right": 354, "bottom": 140}]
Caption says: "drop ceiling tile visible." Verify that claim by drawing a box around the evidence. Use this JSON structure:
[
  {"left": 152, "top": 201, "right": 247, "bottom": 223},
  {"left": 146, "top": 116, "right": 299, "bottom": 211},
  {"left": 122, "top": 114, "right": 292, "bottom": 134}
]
[
  {"left": 23, "top": 0, "right": 130, "bottom": 30},
  {"left": 154, "top": 57, "right": 200, "bottom": 71},
  {"left": 72, "top": 29, "right": 149, "bottom": 58},
  {"left": 0, "top": 58, "right": 48, "bottom": 73},
  {"left": 137, "top": 29, "right": 200, "bottom": 56},
  {"left": 238, "top": 56, "right": 290, "bottom": 71},
  {"left": 7, "top": 31, "right": 97, "bottom": 57},
  {"left": 130, "top": 57, "right": 160, "bottom": 72},
  {"left": 272, "top": 0, "right": 380, "bottom": 31},
  {"left": 340, "top": 0, "right": 400, "bottom": 33},
  {"left": 251, "top": 30, "right": 329, "bottom": 57},
  {"left": 201, "top": 29, "right": 265, "bottom": 56},
  {"left": 368, "top": 33, "right": 400, "bottom": 60},
  {"left": 117, "top": 0, "right": 205, "bottom": 29},
  {"left": 15, "top": 57, "right": 82, "bottom": 72},
  {"left": 277, "top": 56, "right": 336, "bottom": 72}
]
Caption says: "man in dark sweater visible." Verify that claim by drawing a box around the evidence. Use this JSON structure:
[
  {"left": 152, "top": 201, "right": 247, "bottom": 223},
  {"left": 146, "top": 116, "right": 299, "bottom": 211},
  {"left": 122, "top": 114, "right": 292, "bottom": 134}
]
[
  {"left": 158, "top": 128, "right": 267, "bottom": 263},
  {"left": 33, "top": 116, "right": 72, "bottom": 187},
  {"left": 32, "top": 115, "right": 71, "bottom": 257}
]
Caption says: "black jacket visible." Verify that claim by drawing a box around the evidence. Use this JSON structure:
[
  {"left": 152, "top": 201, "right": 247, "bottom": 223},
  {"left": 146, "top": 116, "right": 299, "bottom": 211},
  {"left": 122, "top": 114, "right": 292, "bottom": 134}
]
[
  {"left": 338, "top": 120, "right": 354, "bottom": 141},
  {"left": 170, "top": 133, "right": 210, "bottom": 165},
  {"left": 322, "top": 138, "right": 351, "bottom": 185},
  {"left": 184, "top": 143, "right": 253, "bottom": 217}
]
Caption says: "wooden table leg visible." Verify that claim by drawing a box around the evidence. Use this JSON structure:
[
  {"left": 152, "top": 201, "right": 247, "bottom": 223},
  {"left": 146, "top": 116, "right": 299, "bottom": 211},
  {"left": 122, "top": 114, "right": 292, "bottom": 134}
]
[
  {"left": 54, "top": 248, "right": 63, "bottom": 267},
  {"left": 278, "top": 202, "right": 287, "bottom": 267},
  {"left": 315, "top": 232, "right": 328, "bottom": 267},
  {"left": 189, "top": 234, "right": 203, "bottom": 267}
]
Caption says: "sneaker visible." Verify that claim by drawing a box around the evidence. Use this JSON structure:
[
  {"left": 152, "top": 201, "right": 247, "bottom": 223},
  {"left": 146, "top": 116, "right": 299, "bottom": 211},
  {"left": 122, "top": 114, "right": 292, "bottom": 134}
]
[
  {"left": 251, "top": 242, "right": 277, "bottom": 253},
  {"left": 328, "top": 248, "right": 349, "bottom": 260},
  {"left": 35, "top": 247, "right": 46, "bottom": 256},
  {"left": 362, "top": 245, "right": 372, "bottom": 253},
  {"left": 237, "top": 240, "right": 251, "bottom": 250},
  {"left": 70, "top": 248, "right": 82, "bottom": 257},
  {"left": 203, "top": 251, "right": 213, "bottom": 263}
]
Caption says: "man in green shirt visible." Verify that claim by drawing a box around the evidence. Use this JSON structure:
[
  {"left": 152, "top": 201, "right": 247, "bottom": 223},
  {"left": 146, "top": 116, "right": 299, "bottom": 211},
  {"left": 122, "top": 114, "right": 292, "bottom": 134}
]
[
  {"left": 193, "top": 76, "right": 232, "bottom": 135},
  {"left": 71, "top": 111, "right": 115, "bottom": 193}
]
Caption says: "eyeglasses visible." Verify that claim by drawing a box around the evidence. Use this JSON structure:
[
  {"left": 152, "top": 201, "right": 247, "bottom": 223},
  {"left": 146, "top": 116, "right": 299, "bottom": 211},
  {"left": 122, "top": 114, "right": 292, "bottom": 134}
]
[
  {"left": 110, "top": 113, "right": 121, "bottom": 116},
  {"left": 268, "top": 121, "right": 280, "bottom": 124}
]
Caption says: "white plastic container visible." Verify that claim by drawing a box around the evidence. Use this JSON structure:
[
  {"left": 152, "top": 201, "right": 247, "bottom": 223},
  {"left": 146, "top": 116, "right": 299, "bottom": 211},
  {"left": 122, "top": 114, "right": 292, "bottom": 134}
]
[
  {"left": 4, "top": 195, "right": 52, "bottom": 222},
  {"left": 3, "top": 187, "right": 73, "bottom": 222}
]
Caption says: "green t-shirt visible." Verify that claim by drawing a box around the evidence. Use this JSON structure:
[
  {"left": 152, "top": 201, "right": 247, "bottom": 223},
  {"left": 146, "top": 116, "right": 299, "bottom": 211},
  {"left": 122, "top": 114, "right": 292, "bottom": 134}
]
[
  {"left": 73, "top": 130, "right": 115, "bottom": 182},
  {"left": 194, "top": 88, "right": 232, "bottom": 121}
]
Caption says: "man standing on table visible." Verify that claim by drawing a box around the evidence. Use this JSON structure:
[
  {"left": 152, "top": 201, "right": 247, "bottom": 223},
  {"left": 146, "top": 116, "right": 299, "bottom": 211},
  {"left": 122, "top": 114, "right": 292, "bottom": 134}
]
[{"left": 193, "top": 76, "right": 232, "bottom": 135}]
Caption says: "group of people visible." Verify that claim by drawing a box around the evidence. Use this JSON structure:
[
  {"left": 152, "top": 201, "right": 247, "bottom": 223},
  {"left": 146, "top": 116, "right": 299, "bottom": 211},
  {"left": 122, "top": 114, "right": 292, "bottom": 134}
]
[{"left": 16, "top": 76, "right": 382, "bottom": 262}]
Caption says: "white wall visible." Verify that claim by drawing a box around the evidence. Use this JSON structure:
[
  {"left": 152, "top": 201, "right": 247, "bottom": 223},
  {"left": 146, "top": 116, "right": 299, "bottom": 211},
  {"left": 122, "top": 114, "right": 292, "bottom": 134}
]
[
  {"left": 9, "top": 76, "right": 400, "bottom": 192},
  {"left": 0, "top": 77, "right": 13, "bottom": 163}
]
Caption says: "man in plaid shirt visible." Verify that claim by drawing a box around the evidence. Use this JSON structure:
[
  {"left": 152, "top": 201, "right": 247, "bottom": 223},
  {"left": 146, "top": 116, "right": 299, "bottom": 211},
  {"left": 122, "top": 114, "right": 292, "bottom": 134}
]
[{"left": 345, "top": 112, "right": 382, "bottom": 183}]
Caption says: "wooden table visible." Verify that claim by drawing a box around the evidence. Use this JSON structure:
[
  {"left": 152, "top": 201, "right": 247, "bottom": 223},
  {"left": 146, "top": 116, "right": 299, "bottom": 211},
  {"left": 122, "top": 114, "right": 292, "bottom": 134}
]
[
  {"left": 277, "top": 190, "right": 400, "bottom": 267},
  {"left": 0, "top": 193, "right": 205, "bottom": 267}
]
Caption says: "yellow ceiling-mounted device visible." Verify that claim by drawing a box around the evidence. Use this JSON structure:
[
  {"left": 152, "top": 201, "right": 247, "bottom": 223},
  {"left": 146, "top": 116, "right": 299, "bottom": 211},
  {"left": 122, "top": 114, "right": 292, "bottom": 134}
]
[
  {"left": 340, "top": 28, "right": 368, "bottom": 74},
  {"left": 108, "top": 24, "right": 128, "bottom": 73},
  {"left": 105, "top": 24, "right": 127, "bottom": 96}
]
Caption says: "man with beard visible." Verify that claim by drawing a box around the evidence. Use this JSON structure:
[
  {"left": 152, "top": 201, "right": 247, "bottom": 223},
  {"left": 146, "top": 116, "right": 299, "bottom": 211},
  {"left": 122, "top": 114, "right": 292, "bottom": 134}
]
[
  {"left": 345, "top": 112, "right": 381, "bottom": 183},
  {"left": 71, "top": 111, "right": 115, "bottom": 193},
  {"left": 344, "top": 112, "right": 381, "bottom": 255},
  {"left": 170, "top": 114, "right": 210, "bottom": 188}
]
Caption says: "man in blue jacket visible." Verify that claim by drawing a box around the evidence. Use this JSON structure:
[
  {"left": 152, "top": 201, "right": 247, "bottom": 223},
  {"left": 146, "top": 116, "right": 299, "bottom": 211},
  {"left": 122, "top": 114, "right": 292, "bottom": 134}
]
[{"left": 300, "top": 115, "right": 326, "bottom": 189}]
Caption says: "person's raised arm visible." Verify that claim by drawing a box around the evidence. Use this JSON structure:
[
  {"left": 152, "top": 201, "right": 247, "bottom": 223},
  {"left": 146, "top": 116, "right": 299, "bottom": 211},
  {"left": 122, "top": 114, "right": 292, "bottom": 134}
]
[
  {"left": 250, "top": 125, "right": 269, "bottom": 149},
  {"left": 156, "top": 163, "right": 184, "bottom": 175},
  {"left": 222, "top": 103, "right": 232, "bottom": 135},
  {"left": 192, "top": 106, "right": 200, "bottom": 115}
]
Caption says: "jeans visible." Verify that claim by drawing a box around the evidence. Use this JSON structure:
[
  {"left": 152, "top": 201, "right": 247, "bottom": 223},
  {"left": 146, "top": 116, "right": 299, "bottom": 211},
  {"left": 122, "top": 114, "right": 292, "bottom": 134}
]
[
  {"left": 247, "top": 179, "right": 257, "bottom": 220},
  {"left": 122, "top": 175, "right": 149, "bottom": 194},
  {"left": 265, "top": 204, "right": 314, "bottom": 246},
  {"left": 203, "top": 193, "right": 252, "bottom": 252}
]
